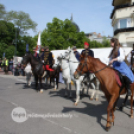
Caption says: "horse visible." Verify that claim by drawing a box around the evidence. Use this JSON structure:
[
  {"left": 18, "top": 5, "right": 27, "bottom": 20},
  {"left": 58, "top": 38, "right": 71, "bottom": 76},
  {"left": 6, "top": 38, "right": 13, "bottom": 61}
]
[
  {"left": 74, "top": 53, "right": 134, "bottom": 131},
  {"left": 45, "top": 64, "right": 61, "bottom": 90},
  {"left": 21, "top": 52, "right": 45, "bottom": 92},
  {"left": 63, "top": 47, "right": 100, "bottom": 105},
  {"left": 57, "top": 54, "right": 72, "bottom": 97}
]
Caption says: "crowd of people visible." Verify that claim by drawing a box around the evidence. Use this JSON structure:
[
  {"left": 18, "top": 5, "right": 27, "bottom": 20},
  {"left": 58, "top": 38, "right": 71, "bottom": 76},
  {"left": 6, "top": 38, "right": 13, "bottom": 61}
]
[
  {"left": 0, "top": 57, "right": 25, "bottom": 76},
  {"left": 0, "top": 58, "right": 13, "bottom": 74}
]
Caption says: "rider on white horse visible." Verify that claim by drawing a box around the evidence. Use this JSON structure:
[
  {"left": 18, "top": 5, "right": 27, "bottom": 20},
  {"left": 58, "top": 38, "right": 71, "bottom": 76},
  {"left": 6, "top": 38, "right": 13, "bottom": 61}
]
[{"left": 72, "top": 46, "right": 80, "bottom": 61}]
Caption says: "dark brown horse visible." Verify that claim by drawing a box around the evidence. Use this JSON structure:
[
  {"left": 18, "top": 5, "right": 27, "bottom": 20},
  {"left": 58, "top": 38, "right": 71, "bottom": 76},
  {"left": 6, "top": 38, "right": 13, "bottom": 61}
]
[
  {"left": 22, "top": 52, "right": 44, "bottom": 92},
  {"left": 74, "top": 54, "right": 134, "bottom": 131}
]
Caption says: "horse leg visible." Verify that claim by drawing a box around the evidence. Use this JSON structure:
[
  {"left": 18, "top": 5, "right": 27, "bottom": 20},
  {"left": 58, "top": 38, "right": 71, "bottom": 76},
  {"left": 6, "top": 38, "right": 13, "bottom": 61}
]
[
  {"left": 35, "top": 76, "right": 38, "bottom": 92},
  {"left": 64, "top": 80, "right": 68, "bottom": 97},
  {"left": 119, "top": 95, "right": 128, "bottom": 111},
  {"left": 90, "top": 82, "right": 95, "bottom": 100},
  {"left": 39, "top": 77, "right": 43, "bottom": 93},
  {"left": 54, "top": 78, "right": 57, "bottom": 90},
  {"left": 106, "top": 95, "right": 117, "bottom": 131},
  {"left": 130, "top": 89, "right": 133, "bottom": 118},
  {"left": 75, "top": 81, "right": 80, "bottom": 106},
  {"left": 95, "top": 79, "right": 100, "bottom": 101},
  {"left": 69, "top": 83, "right": 72, "bottom": 98}
]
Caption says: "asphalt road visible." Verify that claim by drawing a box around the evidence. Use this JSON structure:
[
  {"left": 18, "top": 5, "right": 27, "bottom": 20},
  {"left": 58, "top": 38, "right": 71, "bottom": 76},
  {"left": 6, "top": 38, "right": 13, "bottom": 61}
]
[{"left": 0, "top": 75, "right": 134, "bottom": 134}]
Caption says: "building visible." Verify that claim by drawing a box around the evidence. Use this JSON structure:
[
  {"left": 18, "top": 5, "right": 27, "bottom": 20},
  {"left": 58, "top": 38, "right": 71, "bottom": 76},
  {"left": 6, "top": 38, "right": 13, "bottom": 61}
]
[
  {"left": 111, "top": 0, "right": 134, "bottom": 47},
  {"left": 85, "top": 32, "right": 112, "bottom": 43},
  {"left": 70, "top": 14, "right": 80, "bottom": 33}
]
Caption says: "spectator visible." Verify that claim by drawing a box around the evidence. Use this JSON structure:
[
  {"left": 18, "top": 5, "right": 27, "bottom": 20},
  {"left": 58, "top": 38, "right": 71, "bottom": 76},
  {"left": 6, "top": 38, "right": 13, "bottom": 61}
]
[{"left": 9, "top": 59, "right": 13, "bottom": 74}]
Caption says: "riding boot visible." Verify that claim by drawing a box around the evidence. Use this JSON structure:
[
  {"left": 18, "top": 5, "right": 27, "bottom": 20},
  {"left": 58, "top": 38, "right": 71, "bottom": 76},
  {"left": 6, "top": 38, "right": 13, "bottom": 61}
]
[{"left": 123, "top": 76, "right": 132, "bottom": 96}]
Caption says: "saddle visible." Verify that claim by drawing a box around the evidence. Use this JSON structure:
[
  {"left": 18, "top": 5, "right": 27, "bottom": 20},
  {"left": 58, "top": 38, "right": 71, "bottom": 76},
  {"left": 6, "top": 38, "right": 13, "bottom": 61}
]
[{"left": 114, "top": 69, "right": 124, "bottom": 87}]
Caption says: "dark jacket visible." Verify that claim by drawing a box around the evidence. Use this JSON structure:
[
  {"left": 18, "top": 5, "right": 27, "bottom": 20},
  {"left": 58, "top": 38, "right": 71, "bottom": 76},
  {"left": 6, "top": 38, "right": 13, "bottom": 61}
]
[
  {"left": 41, "top": 51, "right": 53, "bottom": 65},
  {"left": 81, "top": 49, "right": 94, "bottom": 57},
  {"left": 74, "top": 51, "right": 80, "bottom": 61}
]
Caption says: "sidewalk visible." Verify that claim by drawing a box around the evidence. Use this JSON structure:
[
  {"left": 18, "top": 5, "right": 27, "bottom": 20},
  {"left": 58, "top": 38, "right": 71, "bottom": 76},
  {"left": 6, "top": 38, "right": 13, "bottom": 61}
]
[{"left": 0, "top": 70, "right": 13, "bottom": 75}]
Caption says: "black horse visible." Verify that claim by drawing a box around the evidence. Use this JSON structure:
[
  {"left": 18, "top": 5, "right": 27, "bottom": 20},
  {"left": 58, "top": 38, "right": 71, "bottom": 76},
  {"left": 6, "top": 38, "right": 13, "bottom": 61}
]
[{"left": 22, "top": 52, "right": 44, "bottom": 92}]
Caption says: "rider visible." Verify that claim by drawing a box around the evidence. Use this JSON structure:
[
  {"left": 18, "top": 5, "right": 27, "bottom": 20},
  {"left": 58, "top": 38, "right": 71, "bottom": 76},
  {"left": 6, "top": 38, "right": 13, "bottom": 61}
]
[
  {"left": 39, "top": 46, "right": 45, "bottom": 62},
  {"left": 72, "top": 46, "right": 80, "bottom": 61},
  {"left": 33, "top": 47, "right": 39, "bottom": 59},
  {"left": 41, "top": 46, "right": 54, "bottom": 71},
  {"left": 109, "top": 38, "right": 134, "bottom": 96},
  {"left": 81, "top": 42, "right": 94, "bottom": 82},
  {"left": 81, "top": 42, "right": 94, "bottom": 57}
]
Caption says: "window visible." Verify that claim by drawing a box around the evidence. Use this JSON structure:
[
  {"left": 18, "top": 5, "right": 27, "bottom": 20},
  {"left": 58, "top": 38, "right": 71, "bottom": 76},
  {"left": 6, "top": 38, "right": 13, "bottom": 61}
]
[{"left": 120, "top": 19, "right": 127, "bottom": 28}]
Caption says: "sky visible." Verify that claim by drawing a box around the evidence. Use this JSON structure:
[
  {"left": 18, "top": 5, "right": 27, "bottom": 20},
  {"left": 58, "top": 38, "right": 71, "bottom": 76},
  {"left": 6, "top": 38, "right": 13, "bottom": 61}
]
[{"left": 0, "top": 0, "right": 114, "bottom": 37}]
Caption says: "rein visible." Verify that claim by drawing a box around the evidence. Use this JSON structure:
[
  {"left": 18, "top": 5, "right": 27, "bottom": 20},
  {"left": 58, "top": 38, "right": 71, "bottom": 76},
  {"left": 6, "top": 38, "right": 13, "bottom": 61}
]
[{"left": 76, "top": 57, "right": 110, "bottom": 75}]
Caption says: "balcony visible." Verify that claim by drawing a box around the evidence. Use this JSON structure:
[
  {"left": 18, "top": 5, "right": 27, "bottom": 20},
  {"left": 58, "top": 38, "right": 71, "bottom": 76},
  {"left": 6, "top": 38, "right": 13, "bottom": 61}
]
[
  {"left": 110, "top": 3, "right": 134, "bottom": 19},
  {"left": 114, "top": 27, "right": 134, "bottom": 35},
  {"left": 113, "top": 0, "right": 131, "bottom": 6}
]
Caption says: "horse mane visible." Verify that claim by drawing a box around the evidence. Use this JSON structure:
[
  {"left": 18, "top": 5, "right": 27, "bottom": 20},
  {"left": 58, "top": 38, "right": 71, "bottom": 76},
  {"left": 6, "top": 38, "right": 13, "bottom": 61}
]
[{"left": 31, "top": 54, "right": 42, "bottom": 64}]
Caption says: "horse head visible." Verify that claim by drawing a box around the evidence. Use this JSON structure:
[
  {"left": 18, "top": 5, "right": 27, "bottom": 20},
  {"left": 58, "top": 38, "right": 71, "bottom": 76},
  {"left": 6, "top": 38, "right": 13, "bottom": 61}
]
[
  {"left": 74, "top": 53, "right": 93, "bottom": 79},
  {"left": 21, "top": 52, "right": 32, "bottom": 66}
]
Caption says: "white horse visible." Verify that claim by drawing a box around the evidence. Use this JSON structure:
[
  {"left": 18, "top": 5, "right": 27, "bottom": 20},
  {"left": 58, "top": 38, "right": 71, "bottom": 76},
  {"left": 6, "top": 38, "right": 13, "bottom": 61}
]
[
  {"left": 57, "top": 54, "right": 72, "bottom": 97},
  {"left": 60, "top": 47, "right": 100, "bottom": 105}
]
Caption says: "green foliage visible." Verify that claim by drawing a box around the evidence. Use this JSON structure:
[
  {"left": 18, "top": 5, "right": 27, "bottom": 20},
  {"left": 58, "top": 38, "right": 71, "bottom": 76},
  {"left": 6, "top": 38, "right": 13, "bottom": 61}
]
[
  {"left": 5, "top": 11, "right": 37, "bottom": 35},
  {"left": 41, "top": 18, "right": 88, "bottom": 50},
  {"left": 0, "top": 20, "right": 15, "bottom": 45},
  {"left": 102, "top": 37, "right": 110, "bottom": 47},
  {"left": 0, "top": 3, "right": 38, "bottom": 59},
  {"left": 0, "top": 4, "right": 6, "bottom": 19}
]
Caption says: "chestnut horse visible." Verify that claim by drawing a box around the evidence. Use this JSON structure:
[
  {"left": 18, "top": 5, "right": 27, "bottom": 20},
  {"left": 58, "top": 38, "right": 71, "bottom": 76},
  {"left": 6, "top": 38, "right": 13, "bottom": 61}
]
[{"left": 74, "top": 54, "right": 134, "bottom": 131}]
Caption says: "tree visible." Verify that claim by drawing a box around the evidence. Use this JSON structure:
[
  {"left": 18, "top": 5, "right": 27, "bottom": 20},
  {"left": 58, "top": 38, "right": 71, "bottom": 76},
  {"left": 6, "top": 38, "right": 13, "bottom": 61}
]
[
  {"left": 41, "top": 18, "right": 88, "bottom": 50},
  {"left": 102, "top": 37, "right": 110, "bottom": 47},
  {"left": 5, "top": 11, "right": 37, "bottom": 35},
  {"left": 0, "top": 4, "right": 6, "bottom": 19},
  {"left": 0, "top": 20, "right": 15, "bottom": 45}
]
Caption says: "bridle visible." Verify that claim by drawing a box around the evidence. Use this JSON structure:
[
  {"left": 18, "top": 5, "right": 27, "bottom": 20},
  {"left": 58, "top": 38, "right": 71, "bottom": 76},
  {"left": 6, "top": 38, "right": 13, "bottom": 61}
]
[
  {"left": 76, "top": 57, "right": 110, "bottom": 75},
  {"left": 64, "top": 50, "right": 79, "bottom": 63}
]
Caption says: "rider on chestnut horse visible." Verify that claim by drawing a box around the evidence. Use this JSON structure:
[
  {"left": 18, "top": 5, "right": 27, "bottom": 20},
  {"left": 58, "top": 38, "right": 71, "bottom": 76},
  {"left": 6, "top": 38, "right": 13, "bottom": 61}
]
[{"left": 109, "top": 38, "right": 134, "bottom": 96}]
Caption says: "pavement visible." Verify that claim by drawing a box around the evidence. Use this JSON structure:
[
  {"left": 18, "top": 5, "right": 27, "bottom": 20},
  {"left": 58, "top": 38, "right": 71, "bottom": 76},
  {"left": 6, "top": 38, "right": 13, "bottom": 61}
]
[{"left": 0, "top": 74, "right": 134, "bottom": 134}]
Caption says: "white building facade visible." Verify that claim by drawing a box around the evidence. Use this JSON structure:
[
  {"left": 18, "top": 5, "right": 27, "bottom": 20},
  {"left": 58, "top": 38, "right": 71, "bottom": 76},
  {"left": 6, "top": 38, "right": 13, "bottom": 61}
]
[{"left": 111, "top": 0, "right": 134, "bottom": 47}]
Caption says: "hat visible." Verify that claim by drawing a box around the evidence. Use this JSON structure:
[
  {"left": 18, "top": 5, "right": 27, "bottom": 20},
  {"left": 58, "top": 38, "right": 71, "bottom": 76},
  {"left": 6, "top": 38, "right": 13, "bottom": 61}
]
[
  {"left": 72, "top": 46, "right": 77, "bottom": 50},
  {"left": 84, "top": 42, "right": 89, "bottom": 46}
]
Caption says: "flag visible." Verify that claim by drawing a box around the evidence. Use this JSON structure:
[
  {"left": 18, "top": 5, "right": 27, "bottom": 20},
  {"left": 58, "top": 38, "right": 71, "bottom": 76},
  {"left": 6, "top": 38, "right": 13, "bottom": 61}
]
[
  {"left": 3, "top": 52, "right": 5, "bottom": 58},
  {"left": 26, "top": 44, "right": 29, "bottom": 52},
  {"left": 36, "top": 31, "right": 41, "bottom": 54}
]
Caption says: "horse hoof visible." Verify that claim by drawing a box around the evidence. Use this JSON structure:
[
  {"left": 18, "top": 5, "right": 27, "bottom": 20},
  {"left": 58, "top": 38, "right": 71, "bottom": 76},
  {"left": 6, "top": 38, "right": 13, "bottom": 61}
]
[
  {"left": 54, "top": 88, "right": 57, "bottom": 91},
  {"left": 106, "top": 126, "right": 111, "bottom": 132},
  {"left": 69, "top": 96, "right": 72, "bottom": 98},
  {"left": 74, "top": 102, "right": 78, "bottom": 106},
  {"left": 90, "top": 98, "right": 93, "bottom": 101},
  {"left": 40, "top": 89, "right": 44, "bottom": 93},
  {"left": 131, "top": 115, "right": 133, "bottom": 119},
  {"left": 95, "top": 98, "right": 99, "bottom": 101},
  {"left": 119, "top": 107, "right": 123, "bottom": 111}
]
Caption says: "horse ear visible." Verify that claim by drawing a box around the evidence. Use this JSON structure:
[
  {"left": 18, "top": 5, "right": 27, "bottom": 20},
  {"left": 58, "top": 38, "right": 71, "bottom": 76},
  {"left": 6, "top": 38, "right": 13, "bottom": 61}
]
[{"left": 67, "top": 46, "right": 70, "bottom": 51}]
